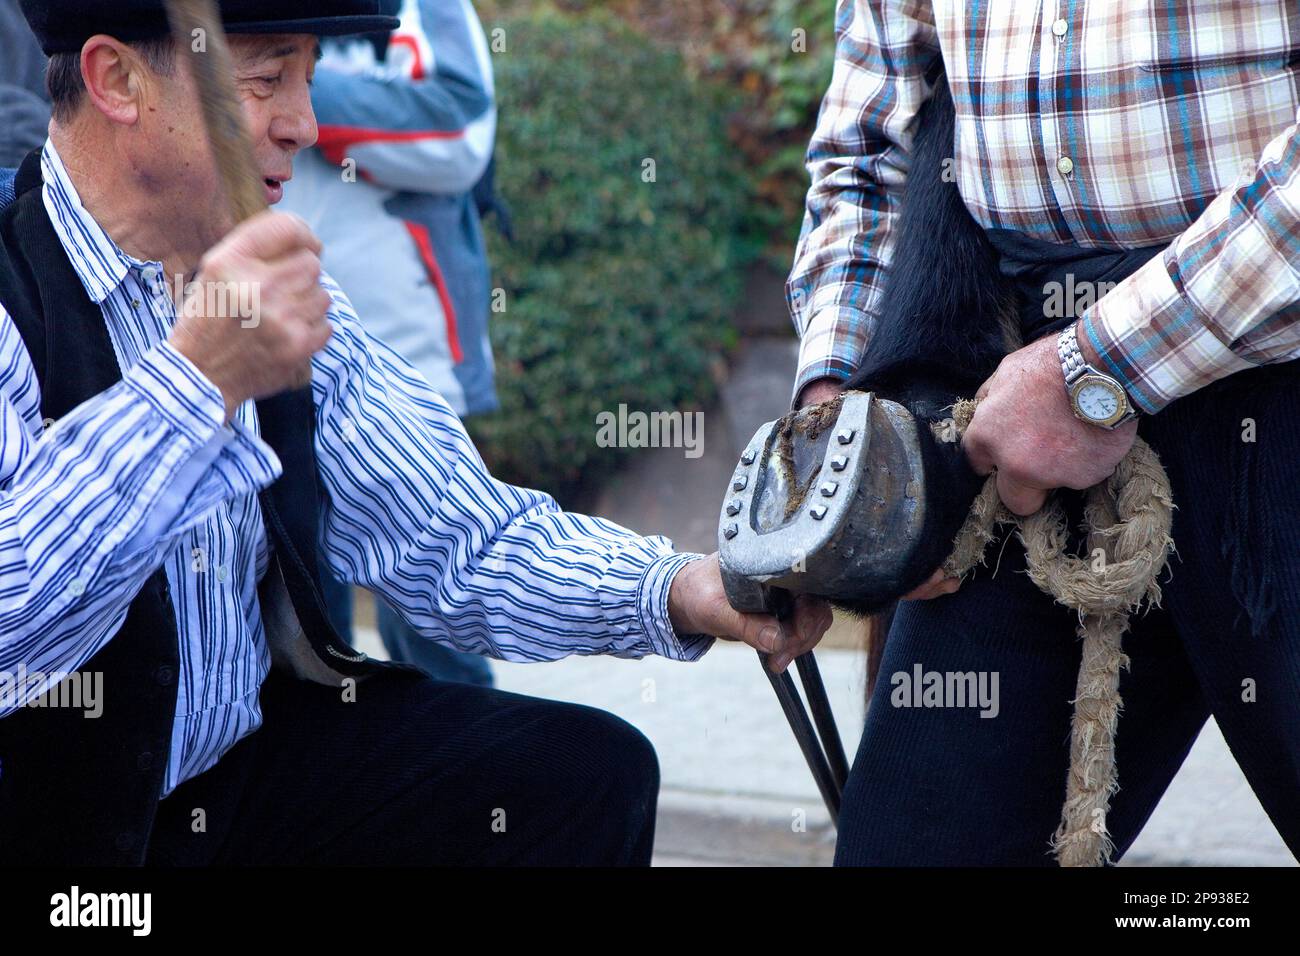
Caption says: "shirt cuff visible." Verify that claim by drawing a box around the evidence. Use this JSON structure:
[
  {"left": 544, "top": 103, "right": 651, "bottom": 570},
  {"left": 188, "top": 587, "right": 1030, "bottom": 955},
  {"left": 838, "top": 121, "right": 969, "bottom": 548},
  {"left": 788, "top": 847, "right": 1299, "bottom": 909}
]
[
  {"left": 123, "top": 340, "right": 227, "bottom": 444},
  {"left": 1082, "top": 252, "right": 1257, "bottom": 414},
  {"left": 119, "top": 427, "right": 232, "bottom": 555},
  {"left": 636, "top": 551, "right": 715, "bottom": 662},
  {"left": 793, "top": 306, "right": 871, "bottom": 403},
  {"left": 119, "top": 415, "right": 282, "bottom": 560}
]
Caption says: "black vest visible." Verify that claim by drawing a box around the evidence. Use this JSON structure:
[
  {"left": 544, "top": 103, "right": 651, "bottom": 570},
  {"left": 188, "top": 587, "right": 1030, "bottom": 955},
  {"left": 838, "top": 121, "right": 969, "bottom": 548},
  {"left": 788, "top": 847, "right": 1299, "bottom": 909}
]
[{"left": 0, "top": 148, "right": 391, "bottom": 864}]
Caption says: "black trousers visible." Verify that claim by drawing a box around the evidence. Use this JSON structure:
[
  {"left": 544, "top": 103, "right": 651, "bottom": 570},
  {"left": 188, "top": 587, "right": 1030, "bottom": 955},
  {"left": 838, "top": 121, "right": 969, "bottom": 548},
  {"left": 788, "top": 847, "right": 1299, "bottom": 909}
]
[
  {"left": 145, "top": 666, "right": 659, "bottom": 865},
  {"left": 836, "top": 360, "right": 1300, "bottom": 865}
]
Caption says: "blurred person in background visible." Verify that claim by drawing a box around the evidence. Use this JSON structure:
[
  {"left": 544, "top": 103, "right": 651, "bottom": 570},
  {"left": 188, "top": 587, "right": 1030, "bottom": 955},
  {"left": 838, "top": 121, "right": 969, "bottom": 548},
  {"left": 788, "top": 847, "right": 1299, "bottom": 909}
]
[
  {"left": 281, "top": 0, "right": 500, "bottom": 687},
  {"left": 1, "top": 0, "right": 50, "bottom": 200}
]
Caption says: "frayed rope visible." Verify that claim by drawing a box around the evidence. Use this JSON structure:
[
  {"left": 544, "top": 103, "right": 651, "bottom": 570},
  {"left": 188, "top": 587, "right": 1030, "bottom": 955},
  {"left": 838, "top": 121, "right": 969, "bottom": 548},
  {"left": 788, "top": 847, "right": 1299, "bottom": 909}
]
[{"left": 939, "top": 399, "right": 1175, "bottom": 866}]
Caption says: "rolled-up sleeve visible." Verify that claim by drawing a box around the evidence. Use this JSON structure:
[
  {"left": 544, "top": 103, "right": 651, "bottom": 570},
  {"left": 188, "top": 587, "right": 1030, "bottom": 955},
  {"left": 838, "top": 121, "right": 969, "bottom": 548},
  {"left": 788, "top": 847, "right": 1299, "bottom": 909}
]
[
  {"left": 1083, "top": 107, "right": 1300, "bottom": 413},
  {"left": 786, "top": 0, "right": 940, "bottom": 400}
]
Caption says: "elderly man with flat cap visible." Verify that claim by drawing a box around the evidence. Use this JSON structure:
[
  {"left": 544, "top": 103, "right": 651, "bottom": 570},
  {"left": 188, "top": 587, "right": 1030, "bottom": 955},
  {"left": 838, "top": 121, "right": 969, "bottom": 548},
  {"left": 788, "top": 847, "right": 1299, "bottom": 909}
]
[{"left": 0, "top": 0, "right": 832, "bottom": 865}]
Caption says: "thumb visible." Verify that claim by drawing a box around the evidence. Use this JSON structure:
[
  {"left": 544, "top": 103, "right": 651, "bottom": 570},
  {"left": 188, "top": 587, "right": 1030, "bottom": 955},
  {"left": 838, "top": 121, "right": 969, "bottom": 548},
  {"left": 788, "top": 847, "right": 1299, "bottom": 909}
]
[
  {"left": 997, "top": 472, "right": 1047, "bottom": 516},
  {"left": 961, "top": 428, "right": 994, "bottom": 477},
  {"left": 735, "top": 612, "right": 787, "bottom": 656}
]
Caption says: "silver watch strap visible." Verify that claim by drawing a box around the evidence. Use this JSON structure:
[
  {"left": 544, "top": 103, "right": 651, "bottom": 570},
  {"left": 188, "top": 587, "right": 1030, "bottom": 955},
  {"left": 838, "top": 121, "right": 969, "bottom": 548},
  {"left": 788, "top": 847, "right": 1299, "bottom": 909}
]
[
  {"left": 1057, "top": 324, "right": 1138, "bottom": 426},
  {"left": 1058, "top": 324, "right": 1090, "bottom": 388}
]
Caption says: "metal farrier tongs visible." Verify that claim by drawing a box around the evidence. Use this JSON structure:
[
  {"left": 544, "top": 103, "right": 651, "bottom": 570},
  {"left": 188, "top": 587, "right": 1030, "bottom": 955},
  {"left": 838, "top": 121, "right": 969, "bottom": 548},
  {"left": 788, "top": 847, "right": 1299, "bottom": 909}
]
[{"left": 716, "top": 390, "right": 944, "bottom": 824}]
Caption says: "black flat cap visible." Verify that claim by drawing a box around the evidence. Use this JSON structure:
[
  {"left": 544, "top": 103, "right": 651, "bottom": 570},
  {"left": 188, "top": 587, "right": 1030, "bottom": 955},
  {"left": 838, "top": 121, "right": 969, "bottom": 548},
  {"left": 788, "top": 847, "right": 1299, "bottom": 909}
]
[{"left": 21, "top": 0, "right": 401, "bottom": 56}]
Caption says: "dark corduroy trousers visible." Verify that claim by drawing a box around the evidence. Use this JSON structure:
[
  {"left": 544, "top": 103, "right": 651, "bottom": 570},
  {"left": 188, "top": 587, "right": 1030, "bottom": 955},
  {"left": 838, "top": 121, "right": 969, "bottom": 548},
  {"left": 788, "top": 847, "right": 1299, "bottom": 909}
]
[
  {"left": 835, "top": 358, "right": 1300, "bottom": 866},
  {"left": 145, "top": 667, "right": 659, "bottom": 865}
]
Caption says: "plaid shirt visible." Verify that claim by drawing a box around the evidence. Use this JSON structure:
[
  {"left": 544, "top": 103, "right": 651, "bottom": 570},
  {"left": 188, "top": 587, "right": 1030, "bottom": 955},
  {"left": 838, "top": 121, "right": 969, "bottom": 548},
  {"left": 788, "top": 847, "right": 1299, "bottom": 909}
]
[{"left": 789, "top": 0, "right": 1300, "bottom": 413}]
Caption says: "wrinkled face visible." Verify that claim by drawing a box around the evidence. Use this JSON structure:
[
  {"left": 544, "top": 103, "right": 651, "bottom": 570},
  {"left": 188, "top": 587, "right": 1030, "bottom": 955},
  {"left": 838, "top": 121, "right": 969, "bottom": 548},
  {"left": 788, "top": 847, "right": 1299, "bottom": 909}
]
[{"left": 134, "top": 33, "right": 320, "bottom": 240}]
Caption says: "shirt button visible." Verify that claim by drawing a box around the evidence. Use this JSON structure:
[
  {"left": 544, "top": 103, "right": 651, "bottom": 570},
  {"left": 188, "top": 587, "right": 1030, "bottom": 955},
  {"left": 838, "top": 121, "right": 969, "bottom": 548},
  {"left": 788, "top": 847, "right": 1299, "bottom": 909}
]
[
  {"left": 115, "top": 832, "right": 135, "bottom": 852},
  {"left": 216, "top": 564, "right": 229, "bottom": 583},
  {"left": 154, "top": 664, "right": 176, "bottom": 686},
  {"left": 1057, "top": 156, "right": 1075, "bottom": 176},
  {"left": 136, "top": 751, "right": 154, "bottom": 771},
  {"left": 1052, "top": 18, "right": 1069, "bottom": 37},
  {"left": 68, "top": 579, "right": 86, "bottom": 597}
]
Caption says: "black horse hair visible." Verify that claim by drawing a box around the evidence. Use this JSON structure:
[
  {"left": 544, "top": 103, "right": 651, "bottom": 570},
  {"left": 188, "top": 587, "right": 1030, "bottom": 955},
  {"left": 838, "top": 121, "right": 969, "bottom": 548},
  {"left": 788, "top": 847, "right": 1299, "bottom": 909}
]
[{"left": 843, "top": 74, "right": 1018, "bottom": 415}]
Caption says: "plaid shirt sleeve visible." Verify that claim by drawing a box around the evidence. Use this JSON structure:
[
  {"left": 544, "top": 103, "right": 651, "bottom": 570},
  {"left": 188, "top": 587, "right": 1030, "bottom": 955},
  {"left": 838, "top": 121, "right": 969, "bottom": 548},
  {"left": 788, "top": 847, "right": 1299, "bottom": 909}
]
[
  {"left": 1083, "top": 109, "right": 1300, "bottom": 414},
  {"left": 785, "top": 0, "right": 940, "bottom": 402}
]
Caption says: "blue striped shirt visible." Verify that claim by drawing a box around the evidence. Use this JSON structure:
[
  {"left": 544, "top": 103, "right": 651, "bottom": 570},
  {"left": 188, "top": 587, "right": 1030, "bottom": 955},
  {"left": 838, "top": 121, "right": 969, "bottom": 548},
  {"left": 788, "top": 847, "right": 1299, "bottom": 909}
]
[{"left": 0, "top": 140, "right": 711, "bottom": 795}]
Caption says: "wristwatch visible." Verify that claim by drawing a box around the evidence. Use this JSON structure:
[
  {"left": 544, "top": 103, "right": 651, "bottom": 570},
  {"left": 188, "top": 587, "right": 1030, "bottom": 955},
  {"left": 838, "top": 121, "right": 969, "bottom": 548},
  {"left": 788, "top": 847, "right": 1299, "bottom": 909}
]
[{"left": 1057, "top": 324, "right": 1138, "bottom": 429}]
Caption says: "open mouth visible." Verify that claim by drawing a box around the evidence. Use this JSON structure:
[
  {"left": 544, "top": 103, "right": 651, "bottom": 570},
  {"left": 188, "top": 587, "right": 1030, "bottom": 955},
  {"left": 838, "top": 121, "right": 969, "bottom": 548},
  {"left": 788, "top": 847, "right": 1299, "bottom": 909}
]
[{"left": 262, "top": 177, "right": 285, "bottom": 203}]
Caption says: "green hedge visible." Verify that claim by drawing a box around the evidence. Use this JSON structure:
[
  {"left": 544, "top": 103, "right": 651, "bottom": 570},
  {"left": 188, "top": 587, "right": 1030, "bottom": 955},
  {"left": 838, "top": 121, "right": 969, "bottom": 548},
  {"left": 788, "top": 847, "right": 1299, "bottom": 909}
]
[
  {"left": 480, "top": 0, "right": 837, "bottom": 264},
  {"left": 468, "top": 9, "right": 751, "bottom": 502}
]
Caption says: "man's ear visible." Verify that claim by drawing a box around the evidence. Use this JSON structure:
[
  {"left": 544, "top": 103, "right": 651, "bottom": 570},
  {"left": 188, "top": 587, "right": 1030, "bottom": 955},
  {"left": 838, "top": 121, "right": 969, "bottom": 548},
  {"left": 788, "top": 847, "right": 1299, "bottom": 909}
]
[{"left": 79, "top": 36, "right": 148, "bottom": 126}]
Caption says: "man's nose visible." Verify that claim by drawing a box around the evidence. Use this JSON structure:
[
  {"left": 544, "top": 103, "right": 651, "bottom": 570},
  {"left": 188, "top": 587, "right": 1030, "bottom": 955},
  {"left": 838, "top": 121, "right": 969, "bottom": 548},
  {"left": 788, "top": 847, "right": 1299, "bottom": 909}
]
[{"left": 273, "top": 94, "right": 319, "bottom": 152}]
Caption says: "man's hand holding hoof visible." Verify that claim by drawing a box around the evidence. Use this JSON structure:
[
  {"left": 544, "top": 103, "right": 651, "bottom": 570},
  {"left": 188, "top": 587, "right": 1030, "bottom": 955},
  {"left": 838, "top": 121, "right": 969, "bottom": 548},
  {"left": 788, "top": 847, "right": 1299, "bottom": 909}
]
[
  {"left": 169, "top": 211, "right": 333, "bottom": 424},
  {"left": 962, "top": 331, "right": 1138, "bottom": 517},
  {"left": 900, "top": 567, "right": 962, "bottom": 601},
  {"left": 896, "top": 330, "right": 1141, "bottom": 602},
  {"left": 668, "top": 553, "right": 833, "bottom": 673}
]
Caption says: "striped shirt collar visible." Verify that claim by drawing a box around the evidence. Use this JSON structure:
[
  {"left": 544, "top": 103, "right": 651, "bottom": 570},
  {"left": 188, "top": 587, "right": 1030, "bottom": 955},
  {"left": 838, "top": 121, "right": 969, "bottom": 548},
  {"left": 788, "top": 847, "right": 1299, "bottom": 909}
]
[{"left": 40, "top": 137, "right": 141, "bottom": 305}]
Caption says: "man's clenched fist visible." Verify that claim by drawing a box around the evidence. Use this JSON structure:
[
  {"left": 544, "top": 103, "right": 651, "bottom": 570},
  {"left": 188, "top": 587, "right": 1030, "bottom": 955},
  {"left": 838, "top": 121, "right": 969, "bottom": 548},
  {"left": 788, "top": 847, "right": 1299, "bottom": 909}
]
[
  {"left": 170, "top": 211, "right": 333, "bottom": 423},
  {"left": 962, "top": 329, "right": 1138, "bottom": 516},
  {"left": 667, "top": 554, "right": 833, "bottom": 672}
]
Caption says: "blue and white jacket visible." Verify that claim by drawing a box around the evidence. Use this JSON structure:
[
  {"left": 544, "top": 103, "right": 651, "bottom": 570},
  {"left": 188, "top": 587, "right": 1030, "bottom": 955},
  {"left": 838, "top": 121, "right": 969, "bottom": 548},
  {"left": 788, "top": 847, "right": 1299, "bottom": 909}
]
[{"left": 282, "top": 0, "right": 499, "bottom": 415}]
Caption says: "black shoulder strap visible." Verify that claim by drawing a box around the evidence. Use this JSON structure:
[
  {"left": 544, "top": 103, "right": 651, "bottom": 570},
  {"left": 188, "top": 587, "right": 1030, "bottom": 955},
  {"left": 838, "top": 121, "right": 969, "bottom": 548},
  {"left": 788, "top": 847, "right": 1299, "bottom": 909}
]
[
  {"left": 0, "top": 147, "right": 122, "bottom": 420},
  {"left": 14, "top": 145, "right": 42, "bottom": 196},
  {"left": 255, "top": 387, "right": 370, "bottom": 672}
]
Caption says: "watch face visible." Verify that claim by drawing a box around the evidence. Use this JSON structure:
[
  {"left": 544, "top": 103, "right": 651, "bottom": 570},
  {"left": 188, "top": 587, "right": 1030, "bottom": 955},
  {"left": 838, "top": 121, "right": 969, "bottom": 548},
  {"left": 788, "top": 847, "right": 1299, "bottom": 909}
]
[{"left": 1073, "top": 377, "right": 1126, "bottom": 424}]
